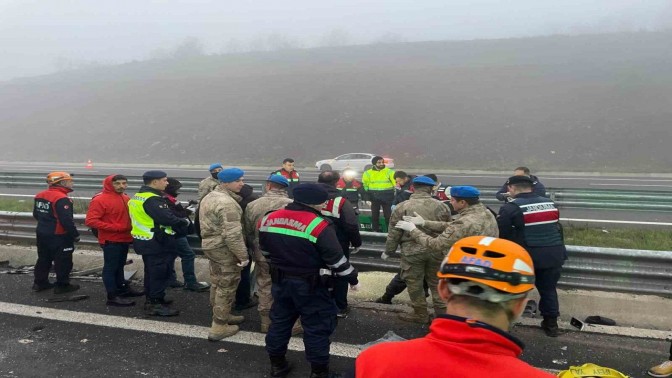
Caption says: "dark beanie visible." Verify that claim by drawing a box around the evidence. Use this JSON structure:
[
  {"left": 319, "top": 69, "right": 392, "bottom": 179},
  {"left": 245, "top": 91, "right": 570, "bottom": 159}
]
[
  {"left": 165, "top": 178, "right": 182, "bottom": 196},
  {"left": 371, "top": 155, "right": 384, "bottom": 165},
  {"left": 293, "top": 183, "right": 329, "bottom": 205}
]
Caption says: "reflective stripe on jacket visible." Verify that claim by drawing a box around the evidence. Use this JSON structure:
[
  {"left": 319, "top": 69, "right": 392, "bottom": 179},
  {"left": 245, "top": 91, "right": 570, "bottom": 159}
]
[{"left": 128, "top": 192, "right": 174, "bottom": 239}]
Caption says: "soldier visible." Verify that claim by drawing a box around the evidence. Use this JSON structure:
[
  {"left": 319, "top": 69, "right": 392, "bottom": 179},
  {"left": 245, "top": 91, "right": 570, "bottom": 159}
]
[
  {"left": 395, "top": 186, "right": 498, "bottom": 253},
  {"left": 33, "top": 172, "right": 80, "bottom": 294},
  {"left": 199, "top": 167, "right": 250, "bottom": 341},
  {"left": 243, "top": 175, "right": 294, "bottom": 333},
  {"left": 497, "top": 175, "right": 567, "bottom": 337},
  {"left": 382, "top": 176, "right": 452, "bottom": 323},
  {"left": 260, "top": 183, "right": 359, "bottom": 378},
  {"left": 318, "top": 170, "right": 362, "bottom": 318},
  {"left": 198, "top": 163, "right": 223, "bottom": 201}
]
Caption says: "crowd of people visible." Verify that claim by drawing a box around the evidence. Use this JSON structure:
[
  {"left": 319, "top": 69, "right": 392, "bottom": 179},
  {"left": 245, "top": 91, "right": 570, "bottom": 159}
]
[{"left": 29, "top": 158, "right": 670, "bottom": 377}]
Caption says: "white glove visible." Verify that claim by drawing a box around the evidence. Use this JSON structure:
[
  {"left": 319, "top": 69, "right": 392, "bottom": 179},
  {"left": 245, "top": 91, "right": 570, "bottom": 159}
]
[
  {"left": 381, "top": 252, "right": 390, "bottom": 260},
  {"left": 363, "top": 201, "right": 371, "bottom": 206},
  {"left": 350, "top": 283, "right": 361, "bottom": 291},
  {"left": 390, "top": 205, "right": 396, "bottom": 212},
  {"left": 236, "top": 260, "right": 250, "bottom": 268},
  {"left": 350, "top": 247, "right": 361, "bottom": 255},
  {"left": 402, "top": 212, "right": 425, "bottom": 226},
  {"left": 395, "top": 220, "right": 417, "bottom": 232}
]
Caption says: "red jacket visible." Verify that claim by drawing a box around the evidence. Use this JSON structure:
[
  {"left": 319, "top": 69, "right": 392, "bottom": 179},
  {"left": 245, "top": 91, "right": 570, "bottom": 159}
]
[
  {"left": 85, "top": 175, "right": 133, "bottom": 244},
  {"left": 355, "top": 315, "right": 555, "bottom": 378}
]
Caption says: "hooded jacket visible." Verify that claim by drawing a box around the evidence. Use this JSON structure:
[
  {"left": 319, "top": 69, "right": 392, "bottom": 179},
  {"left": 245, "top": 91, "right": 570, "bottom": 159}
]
[{"left": 85, "top": 175, "right": 133, "bottom": 244}]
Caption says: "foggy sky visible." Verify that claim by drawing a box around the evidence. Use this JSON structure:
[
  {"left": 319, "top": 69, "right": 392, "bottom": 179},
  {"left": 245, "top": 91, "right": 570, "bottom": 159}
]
[{"left": 1, "top": 0, "right": 670, "bottom": 81}]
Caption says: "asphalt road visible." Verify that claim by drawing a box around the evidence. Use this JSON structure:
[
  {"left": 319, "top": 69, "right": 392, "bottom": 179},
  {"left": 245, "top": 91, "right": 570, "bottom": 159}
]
[{"left": 0, "top": 273, "right": 668, "bottom": 377}]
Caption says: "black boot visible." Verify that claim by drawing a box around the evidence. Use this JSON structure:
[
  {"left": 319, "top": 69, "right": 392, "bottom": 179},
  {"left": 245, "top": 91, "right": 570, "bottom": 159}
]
[
  {"left": 54, "top": 283, "right": 80, "bottom": 294},
  {"left": 374, "top": 293, "right": 393, "bottom": 304},
  {"left": 106, "top": 296, "right": 135, "bottom": 307},
  {"left": 269, "top": 355, "right": 291, "bottom": 378},
  {"left": 310, "top": 364, "right": 342, "bottom": 378},
  {"left": 32, "top": 282, "right": 55, "bottom": 292},
  {"left": 541, "top": 316, "right": 559, "bottom": 337},
  {"left": 144, "top": 300, "right": 179, "bottom": 317},
  {"left": 118, "top": 285, "right": 144, "bottom": 298}
]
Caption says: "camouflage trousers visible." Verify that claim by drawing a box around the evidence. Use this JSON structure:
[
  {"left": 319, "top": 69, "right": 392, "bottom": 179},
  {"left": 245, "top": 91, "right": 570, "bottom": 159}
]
[
  {"left": 400, "top": 250, "right": 446, "bottom": 314},
  {"left": 203, "top": 247, "right": 242, "bottom": 322},
  {"left": 253, "top": 249, "right": 273, "bottom": 314}
]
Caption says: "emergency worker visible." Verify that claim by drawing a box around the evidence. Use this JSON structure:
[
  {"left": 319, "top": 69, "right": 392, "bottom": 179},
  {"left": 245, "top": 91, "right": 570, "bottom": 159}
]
[
  {"left": 128, "top": 170, "right": 188, "bottom": 317},
  {"left": 382, "top": 176, "right": 451, "bottom": 323},
  {"left": 199, "top": 168, "right": 250, "bottom": 341},
  {"left": 335, "top": 169, "right": 364, "bottom": 214},
  {"left": 33, "top": 172, "right": 80, "bottom": 294},
  {"left": 86, "top": 174, "right": 143, "bottom": 306},
  {"left": 318, "top": 170, "right": 362, "bottom": 318},
  {"left": 259, "top": 183, "right": 359, "bottom": 378},
  {"left": 272, "top": 158, "right": 300, "bottom": 198},
  {"left": 497, "top": 175, "right": 567, "bottom": 337},
  {"left": 362, "top": 156, "right": 395, "bottom": 232},
  {"left": 354, "top": 236, "right": 555, "bottom": 378},
  {"left": 395, "top": 186, "right": 498, "bottom": 253},
  {"left": 243, "top": 175, "right": 294, "bottom": 332}
]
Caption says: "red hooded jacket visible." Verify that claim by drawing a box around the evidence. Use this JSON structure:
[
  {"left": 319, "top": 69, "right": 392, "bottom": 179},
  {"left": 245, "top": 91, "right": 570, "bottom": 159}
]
[{"left": 85, "top": 175, "right": 133, "bottom": 244}]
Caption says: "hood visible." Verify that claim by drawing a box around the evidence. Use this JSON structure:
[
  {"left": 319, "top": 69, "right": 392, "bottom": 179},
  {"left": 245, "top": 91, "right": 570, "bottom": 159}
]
[{"left": 102, "top": 175, "right": 118, "bottom": 194}]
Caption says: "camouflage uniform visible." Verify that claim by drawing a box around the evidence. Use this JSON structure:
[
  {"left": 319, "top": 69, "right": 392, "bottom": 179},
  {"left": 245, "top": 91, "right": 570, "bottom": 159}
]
[
  {"left": 199, "top": 186, "right": 248, "bottom": 324},
  {"left": 198, "top": 176, "right": 220, "bottom": 201},
  {"left": 243, "top": 189, "right": 292, "bottom": 317},
  {"left": 386, "top": 191, "right": 452, "bottom": 316},
  {"left": 409, "top": 202, "right": 499, "bottom": 253}
]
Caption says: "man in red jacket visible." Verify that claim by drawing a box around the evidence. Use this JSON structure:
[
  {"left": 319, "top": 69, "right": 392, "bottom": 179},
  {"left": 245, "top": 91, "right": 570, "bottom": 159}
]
[
  {"left": 86, "top": 175, "right": 144, "bottom": 306},
  {"left": 354, "top": 236, "right": 555, "bottom": 378}
]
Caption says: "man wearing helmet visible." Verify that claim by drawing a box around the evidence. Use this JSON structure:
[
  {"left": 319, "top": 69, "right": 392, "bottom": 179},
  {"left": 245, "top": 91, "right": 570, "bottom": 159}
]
[
  {"left": 354, "top": 236, "right": 555, "bottom": 378},
  {"left": 32, "top": 172, "right": 81, "bottom": 293}
]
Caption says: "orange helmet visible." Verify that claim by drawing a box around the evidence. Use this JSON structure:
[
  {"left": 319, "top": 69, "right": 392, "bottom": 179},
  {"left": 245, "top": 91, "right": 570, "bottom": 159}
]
[
  {"left": 46, "top": 171, "right": 73, "bottom": 186},
  {"left": 437, "top": 236, "right": 535, "bottom": 302}
]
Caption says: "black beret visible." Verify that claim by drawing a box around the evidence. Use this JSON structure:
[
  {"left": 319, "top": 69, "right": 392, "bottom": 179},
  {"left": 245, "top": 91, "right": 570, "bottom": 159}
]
[
  {"left": 293, "top": 183, "right": 329, "bottom": 205},
  {"left": 142, "top": 170, "right": 167, "bottom": 180},
  {"left": 506, "top": 175, "right": 534, "bottom": 185}
]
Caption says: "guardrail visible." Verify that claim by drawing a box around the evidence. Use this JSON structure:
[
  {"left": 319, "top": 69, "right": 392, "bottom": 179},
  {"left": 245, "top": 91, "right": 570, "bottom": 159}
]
[
  {"left": 1, "top": 211, "right": 670, "bottom": 297},
  {"left": 2, "top": 172, "right": 672, "bottom": 212}
]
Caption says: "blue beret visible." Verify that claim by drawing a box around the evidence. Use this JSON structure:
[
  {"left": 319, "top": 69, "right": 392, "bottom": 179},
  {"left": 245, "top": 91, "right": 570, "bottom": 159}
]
[
  {"left": 292, "top": 183, "right": 329, "bottom": 205},
  {"left": 217, "top": 168, "right": 245, "bottom": 183},
  {"left": 450, "top": 186, "right": 480, "bottom": 198},
  {"left": 267, "top": 174, "right": 289, "bottom": 187},
  {"left": 142, "top": 170, "right": 167, "bottom": 180},
  {"left": 209, "top": 163, "right": 223, "bottom": 172},
  {"left": 412, "top": 176, "right": 437, "bottom": 186}
]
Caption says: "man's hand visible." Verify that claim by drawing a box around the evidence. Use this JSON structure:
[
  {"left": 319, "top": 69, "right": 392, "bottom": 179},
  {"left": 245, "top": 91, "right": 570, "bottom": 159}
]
[
  {"left": 395, "top": 220, "right": 417, "bottom": 232},
  {"left": 381, "top": 252, "right": 390, "bottom": 260},
  {"left": 402, "top": 212, "right": 425, "bottom": 226},
  {"left": 350, "top": 283, "right": 362, "bottom": 291},
  {"left": 236, "top": 260, "right": 250, "bottom": 268}
]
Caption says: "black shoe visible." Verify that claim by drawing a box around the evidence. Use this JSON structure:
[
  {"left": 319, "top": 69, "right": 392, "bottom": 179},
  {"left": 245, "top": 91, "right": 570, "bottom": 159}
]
[
  {"left": 310, "top": 365, "right": 342, "bottom": 378},
  {"left": 234, "top": 296, "right": 259, "bottom": 311},
  {"left": 374, "top": 295, "right": 392, "bottom": 305},
  {"left": 32, "top": 282, "right": 55, "bottom": 292},
  {"left": 54, "top": 284, "right": 80, "bottom": 295},
  {"left": 168, "top": 280, "right": 184, "bottom": 288},
  {"left": 144, "top": 302, "right": 179, "bottom": 317},
  {"left": 118, "top": 286, "right": 145, "bottom": 298},
  {"left": 336, "top": 307, "right": 350, "bottom": 319},
  {"left": 184, "top": 282, "right": 210, "bottom": 292},
  {"left": 541, "top": 317, "right": 559, "bottom": 337},
  {"left": 270, "top": 356, "right": 292, "bottom": 378},
  {"left": 106, "top": 297, "right": 136, "bottom": 307}
]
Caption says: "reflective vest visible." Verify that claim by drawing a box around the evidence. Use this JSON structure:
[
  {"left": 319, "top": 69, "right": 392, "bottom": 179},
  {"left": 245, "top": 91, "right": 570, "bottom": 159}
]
[
  {"left": 128, "top": 192, "right": 174, "bottom": 240},
  {"left": 362, "top": 168, "right": 395, "bottom": 191},
  {"left": 259, "top": 209, "right": 328, "bottom": 243},
  {"left": 275, "top": 169, "right": 300, "bottom": 183},
  {"left": 321, "top": 196, "right": 345, "bottom": 219}
]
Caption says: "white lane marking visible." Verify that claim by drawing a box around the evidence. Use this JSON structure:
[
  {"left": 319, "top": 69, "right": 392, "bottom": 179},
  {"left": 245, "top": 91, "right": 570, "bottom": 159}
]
[{"left": 0, "top": 301, "right": 361, "bottom": 358}]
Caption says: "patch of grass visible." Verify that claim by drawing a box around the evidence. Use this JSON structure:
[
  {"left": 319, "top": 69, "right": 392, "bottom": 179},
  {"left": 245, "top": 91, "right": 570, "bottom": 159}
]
[{"left": 563, "top": 226, "right": 672, "bottom": 251}]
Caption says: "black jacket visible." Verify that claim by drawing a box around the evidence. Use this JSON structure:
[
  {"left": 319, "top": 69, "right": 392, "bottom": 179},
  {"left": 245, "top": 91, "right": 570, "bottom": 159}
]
[
  {"left": 393, "top": 178, "right": 414, "bottom": 206},
  {"left": 322, "top": 185, "right": 362, "bottom": 255}
]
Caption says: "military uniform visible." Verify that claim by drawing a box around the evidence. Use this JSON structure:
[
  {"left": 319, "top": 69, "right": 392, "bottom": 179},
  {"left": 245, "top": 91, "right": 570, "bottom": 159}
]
[
  {"left": 409, "top": 202, "right": 499, "bottom": 252},
  {"left": 199, "top": 184, "right": 249, "bottom": 335},
  {"left": 198, "top": 176, "right": 220, "bottom": 201},
  {"left": 243, "top": 187, "right": 292, "bottom": 330},
  {"left": 386, "top": 188, "right": 451, "bottom": 321}
]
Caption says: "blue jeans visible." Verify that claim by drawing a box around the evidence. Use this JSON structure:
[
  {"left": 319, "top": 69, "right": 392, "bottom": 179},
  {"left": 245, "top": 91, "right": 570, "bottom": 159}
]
[
  {"left": 102, "top": 242, "right": 130, "bottom": 298},
  {"left": 266, "top": 277, "right": 338, "bottom": 365},
  {"left": 169, "top": 237, "right": 197, "bottom": 285}
]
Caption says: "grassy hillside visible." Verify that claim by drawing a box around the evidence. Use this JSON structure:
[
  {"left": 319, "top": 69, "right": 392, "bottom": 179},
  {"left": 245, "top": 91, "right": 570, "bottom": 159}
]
[{"left": 1, "top": 31, "right": 671, "bottom": 171}]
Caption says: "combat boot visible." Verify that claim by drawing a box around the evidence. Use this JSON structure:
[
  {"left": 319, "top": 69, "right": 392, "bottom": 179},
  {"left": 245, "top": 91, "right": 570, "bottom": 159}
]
[
  {"left": 541, "top": 316, "right": 559, "bottom": 337},
  {"left": 144, "top": 301, "right": 179, "bottom": 317},
  {"left": 227, "top": 314, "right": 245, "bottom": 325},
  {"left": 207, "top": 319, "right": 239, "bottom": 341},
  {"left": 260, "top": 311, "right": 272, "bottom": 333},
  {"left": 398, "top": 306, "right": 429, "bottom": 324},
  {"left": 269, "top": 355, "right": 292, "bottom": 378}
]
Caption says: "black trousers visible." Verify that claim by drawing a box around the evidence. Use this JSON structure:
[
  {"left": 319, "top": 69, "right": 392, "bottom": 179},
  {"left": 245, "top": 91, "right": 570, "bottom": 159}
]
[
  {"left": 142, "top": 253, "right": 172, "bottom": 301},
  {"left": 536, "top": 266, "right": 562, "bottom": 318},
  {"left": 34, "top": 234, "right": 74, "bottom": 286},
  {"left": 370, "top": 199, "right": 392, "bottom": 232}
]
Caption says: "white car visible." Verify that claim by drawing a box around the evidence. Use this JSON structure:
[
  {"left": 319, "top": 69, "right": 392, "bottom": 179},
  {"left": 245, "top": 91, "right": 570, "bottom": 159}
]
[{"left": 315, "top": 153, "right": 394, "bottom": 172}]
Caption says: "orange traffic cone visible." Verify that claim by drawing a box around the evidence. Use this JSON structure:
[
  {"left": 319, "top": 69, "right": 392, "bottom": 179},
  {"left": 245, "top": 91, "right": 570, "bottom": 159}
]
[{"left": 85, "top": 159, "right": 93, "bottom": 169}]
